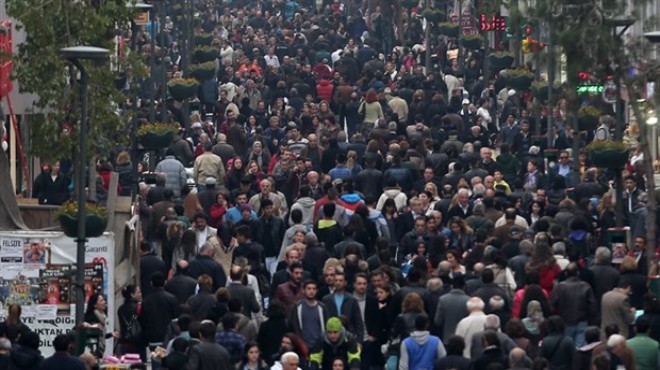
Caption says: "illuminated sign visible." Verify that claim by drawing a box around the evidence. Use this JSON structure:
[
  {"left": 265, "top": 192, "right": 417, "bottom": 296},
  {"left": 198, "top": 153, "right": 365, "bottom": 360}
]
[
  {"left": 480, "top": 14, "right": 506, "bottom": 31},
  {"left": 576, "top": 85, "right": 604, "bottom": 93}
]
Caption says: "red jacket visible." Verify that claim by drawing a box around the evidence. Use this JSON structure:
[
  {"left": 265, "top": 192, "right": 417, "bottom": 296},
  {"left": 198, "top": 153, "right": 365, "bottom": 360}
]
[{"left": 316, "top": 80, "right": 334, "bottom": 102}]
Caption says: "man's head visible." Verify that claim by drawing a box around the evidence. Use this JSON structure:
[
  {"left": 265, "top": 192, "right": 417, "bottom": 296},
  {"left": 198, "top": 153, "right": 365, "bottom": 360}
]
[
  {"left": 625, "top": 175, "right": 637, "bottom": 191},
  {"left": 634, "top": 236, "right": 645, "bottom": 251},
  {"left": 0, "top": 338, "right": 11, "bottom": 355},
  {"left": 52, "top": 334, "right": 70, "bottom": 353},
  {"left": 466, "top": 297, "right": 485, "bottom": 313},
  {"left": 194, "top": 212, "right": 209, "bottom": 230},
  {"left": 289, "top": 262, "right": 304, "bottom": 284},
  {"left": 480, "top": 147, "right": 493, "bottom": 162},
  {"left": 281, "top": 351, "right": 300, "bottom": 370},
  {"left": 260, "top": 179, "right": 272, "bottom": 194},
  {"left": 334, "top": 271, "right": 347, "bottom": 292},
  {"left": 325, "top": 317, "right": 343, "bottom": 342},
  {"left": 303, "top": 280, "right": 318, "bottom": 300},
  {"left": 353, "top": 273, "right": 368, "bottom": 296}
]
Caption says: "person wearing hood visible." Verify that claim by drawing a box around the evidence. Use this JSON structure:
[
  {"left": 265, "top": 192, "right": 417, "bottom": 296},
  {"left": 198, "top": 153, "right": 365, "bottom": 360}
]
[
  {"left": 375, "top": 178, "right": 408, "bottom": 212},
  {"left": 289, "top": 186, "right": 316, "bottom": 227},
  {"left": 309, "top": 317, "right": 361, "bottom": 370},
  {"left": 336, "top": 181, "right": 365, "bottom": 217},
  {"left": 10, "top": 331, "right": 43, "bottom": 370},
  {"left": 398, "top": 314, "right": 446, "bottom": 370}
]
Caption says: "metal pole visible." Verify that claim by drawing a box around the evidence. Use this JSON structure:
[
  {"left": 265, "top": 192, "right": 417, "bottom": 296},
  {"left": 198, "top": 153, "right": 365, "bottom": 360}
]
[
  {"left": 457, "top": 0, "right": 463, "bottom": 70},
  {"left": 546, "top": 17, "right": 554, "bottom": 147},
  {"left": 149, "top": 15, "right": 156, "bottom": 122},
  {"left": 614, "top": 66, "right": 625, "bottom": 228},
  {"left": 425, "top": 0, "right": 431, "bottom": 74},
  {"left": 160, "top": 1, "right": 167, "bottom": 123},
  {"left": 71, "top": 58, "right": 89, "bottom": 348}
]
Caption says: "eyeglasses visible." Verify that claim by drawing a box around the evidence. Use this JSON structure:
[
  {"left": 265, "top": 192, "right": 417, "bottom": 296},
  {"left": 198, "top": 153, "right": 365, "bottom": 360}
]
[{"left": 560, "top": 156, "right": 568, "bottom": 159}]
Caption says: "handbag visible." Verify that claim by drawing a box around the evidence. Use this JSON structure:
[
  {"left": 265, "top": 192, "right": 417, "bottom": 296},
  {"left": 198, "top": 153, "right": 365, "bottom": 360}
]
[{"left": 123, "top": 314, "right": 143, "bottom": 343}]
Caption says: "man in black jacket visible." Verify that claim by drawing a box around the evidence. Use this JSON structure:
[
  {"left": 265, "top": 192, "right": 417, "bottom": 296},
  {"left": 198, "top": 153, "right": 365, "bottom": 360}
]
[
  {"left": 322, "top": 271, "right": 364, "bottom": 342},
  {"left": 185, "top": 320, "right": 230, "bottom": 370},
  {"left": 188, "top": 242, "right": 227, "bottom": 292},
  {"left": 141, "top": 272, "right": 179, "bottom": 352},
  {"left": 165, "top": 260, "right": 198, "bottom": 304},
  {"left": 139, "top": 241, "right": 167, "bottom": 298},
  {"left": 226, "top": 265, "right": 261, "bottom": 318}
]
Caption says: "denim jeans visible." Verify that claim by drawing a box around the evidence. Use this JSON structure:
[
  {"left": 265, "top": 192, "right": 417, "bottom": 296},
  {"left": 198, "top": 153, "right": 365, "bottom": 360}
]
[{"left": 565, "top": 320, "right": 587, "bottom": 348}]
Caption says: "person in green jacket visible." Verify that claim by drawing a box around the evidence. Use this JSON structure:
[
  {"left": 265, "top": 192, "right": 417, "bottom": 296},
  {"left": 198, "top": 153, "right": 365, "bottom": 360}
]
[
  {"left": 626, "top": 316, "right": 660, "bottom": 370},
  {"left": 309, "top": 317, "right": 361, "bottom": 370}
]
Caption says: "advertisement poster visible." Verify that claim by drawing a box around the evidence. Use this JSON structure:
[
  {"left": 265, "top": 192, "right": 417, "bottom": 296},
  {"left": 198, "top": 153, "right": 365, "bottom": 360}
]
[{"left": 0, "top": 231, "right": 114, "bottom": 357}]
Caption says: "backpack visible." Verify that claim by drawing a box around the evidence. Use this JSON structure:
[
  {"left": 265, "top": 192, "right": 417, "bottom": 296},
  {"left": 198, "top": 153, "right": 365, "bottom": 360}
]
[{"left": 567, "top": 230, "right": 593, "bottom": 260}]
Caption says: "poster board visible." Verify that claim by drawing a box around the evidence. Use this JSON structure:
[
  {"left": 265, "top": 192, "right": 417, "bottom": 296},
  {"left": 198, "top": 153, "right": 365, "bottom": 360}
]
[{"left": 0, "top": 231, "right": 114, "bottom": 357}]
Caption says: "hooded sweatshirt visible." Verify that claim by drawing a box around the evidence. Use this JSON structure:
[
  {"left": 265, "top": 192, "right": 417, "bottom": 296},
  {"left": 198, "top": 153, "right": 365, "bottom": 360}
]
[
  {"left": 376, "top": 188, "right": 408, "bottom": 212},
  {"left": 290, "top": 197, "right": 317, "bottom": 227},
  {"left": 337, "top": 193, "right": 364, "bottom": 217},
  {"left": 399, "top": 330, "right": 446, "bottom": 370},
  {"left": 11, "top": 346, "right": 43, "bottom": 370}
]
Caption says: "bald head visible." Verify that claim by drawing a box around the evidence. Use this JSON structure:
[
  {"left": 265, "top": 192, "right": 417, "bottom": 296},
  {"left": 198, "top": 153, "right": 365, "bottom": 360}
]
[{"left": 509, "top": 348, "right": 526, "bottom": 367}]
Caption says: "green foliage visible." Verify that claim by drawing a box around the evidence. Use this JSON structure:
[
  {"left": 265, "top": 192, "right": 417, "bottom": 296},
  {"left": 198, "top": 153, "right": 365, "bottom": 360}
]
[
  {"left": 585, "top": 140, "right": 628, "bottom": 152},
  {"left": 6, "top": 0, "right": 145, "bottom": 163}
]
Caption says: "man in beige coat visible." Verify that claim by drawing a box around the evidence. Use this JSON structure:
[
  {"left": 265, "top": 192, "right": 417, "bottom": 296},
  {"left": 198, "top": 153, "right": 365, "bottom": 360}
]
[
  {"left": 193, "top": 141, "right": 225, "bottom": 186},
  {"left": 601, "top": 281, "right": 637, "bottom": 339}
]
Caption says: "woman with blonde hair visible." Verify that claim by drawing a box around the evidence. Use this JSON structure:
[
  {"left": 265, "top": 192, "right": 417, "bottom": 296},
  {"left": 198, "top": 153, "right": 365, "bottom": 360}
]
[
  {"left": 597, "top": 192, "right": 616, "bottom": 245},
  {"left": 116, "top": 151, "right": 133, "bottom": 196},
  {"left": 391, "top": 292, "right": 425, "bottom": 343},
  {"left": 346, "top": 150, "right": 363, "bottom": 177}
]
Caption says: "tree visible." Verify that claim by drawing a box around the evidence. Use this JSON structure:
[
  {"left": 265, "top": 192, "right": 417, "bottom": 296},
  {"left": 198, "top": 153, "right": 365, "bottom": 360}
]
[
  {"left": 525, "top": 0, "right": 657, "bottom": 275},
  {"left": 6, "top": 0, "right": 145, "bottom": 164}
]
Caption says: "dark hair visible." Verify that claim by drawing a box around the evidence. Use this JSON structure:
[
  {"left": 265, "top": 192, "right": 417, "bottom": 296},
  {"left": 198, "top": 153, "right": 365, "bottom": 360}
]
[
  {"left": 546, "top": 315, "right": 565, "bottom": 334},
  {"left": 177, "top": 314, "right": 192, "bottom": 332},
  {"left": 414, "top": 313, "right": 430, "bottom": 331},
  {"left": 481, "top": 268, "right": 495, "bottom": 284},
  {"left": 85, "top": 293, "right": 104, "bottom": 317},
  {"left": 172, "top": 337, "right": 188, "bottom": 353},
  {"left": 444, "top": 335, "right": 465, "bottom": 356},
  {"left": 151, "top": 271, "right": 166, "bottom": 288},
  {"left": 53, "top": 334, "right": 70, "bottom": 352},
  {"left": 222, "top": 313, "right": 239, "bottom": 330},
  {"left": 243, "top": 341, "right": 260, "bottom": 363},
  {"left": 228, "top": 298, "right": 243, "bottom": 313},
  {"left": 266, "top": 299, "right": 287, "bottom": 318},
  {"left": 18, "top": 331, "right": 40, "bottom": 350},
  {"left": 200, "top": 320, "right": 216, "bottom": 340},
  {"left": 635, "top": 316, "right": 651, "bottom": 334},
  {"left": 323, "top": 202, "right": 336, "bottom": 217},
  {"left": 122, "top": 284, "right": 138, "bottom": 300}
]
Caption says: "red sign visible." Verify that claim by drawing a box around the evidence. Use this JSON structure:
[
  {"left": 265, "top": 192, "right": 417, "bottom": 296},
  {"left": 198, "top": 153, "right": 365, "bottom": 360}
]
[
  {"left": 0, "top": 21, "right": 13, "bottom": 98},
  {"left": 449, "top": 13, "right": 476, "bottom": 33},
  {"left": 479, "top": 14, "right": 506, "bottom": 31}
]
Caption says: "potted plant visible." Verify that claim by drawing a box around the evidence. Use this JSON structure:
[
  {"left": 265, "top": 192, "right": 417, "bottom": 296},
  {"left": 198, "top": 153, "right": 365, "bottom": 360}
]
[
  {"left": 532, "top": 81, "right": 560, "bottom": 101},
  {"left": 137, "top": 122, "right": 179, "bottom": 149},
  {"left": 194, "top": 32, "right": 214, "bottom": 46},
  {"left": 189, "top": 61, "right": 217, "bottom": 81},
  {"left": 168, "top": 78, "right": 198, "bottom": 101},
  {"left": 422, "top": 9, "right": 444, "bottom": 24},
  {"left": 504, "top": 68, "right": 534, "bottom": 90},
  {"left": 401, "top": 0, "right": 419, "bottom": 9},
  {"left": 438, "top": 22, "right": 460, "bottom": 37},
  {"left": 488, "top": 51, "right": 514, "bottom": 71},
  {"left": 56, "top": 201, "right": 108, "bottom": 238},
  {"left": 585, "top": 140, "right": 629, "bottom": 168},
  {"left": 460, "top": 34, "right": 483, "bottom": 49},
  {"left": 578, "top": 106, "right": 601, "bottom": 132},
  {"left": 192, "top": 46, "right": 220, "bottom": 63}
]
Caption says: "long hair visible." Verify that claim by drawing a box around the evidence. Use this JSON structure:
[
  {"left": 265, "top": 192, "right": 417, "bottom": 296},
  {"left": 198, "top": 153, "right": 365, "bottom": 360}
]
[{"left": 402, "top": 292, "right": 424, "bottom": 313}]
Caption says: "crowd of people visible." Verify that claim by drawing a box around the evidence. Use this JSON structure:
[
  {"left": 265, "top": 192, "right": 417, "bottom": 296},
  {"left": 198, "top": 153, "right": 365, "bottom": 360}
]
[{"left": 9, "top": 0, "right": 660, "bottom": 370}]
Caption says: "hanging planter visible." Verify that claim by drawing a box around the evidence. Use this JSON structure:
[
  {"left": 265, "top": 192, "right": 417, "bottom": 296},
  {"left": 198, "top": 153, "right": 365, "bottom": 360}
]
[
  {"left": 460, "top": 34, "right": 483, "bottom": 50},
  {"left": 401, "top": 0, "right": 419, "bottom": 9},
  {"left": 585, "top": 140, "right": 629, "bottom": 168},
  {"left": 189, "top": 61, "right": 217, "bottom": 81},
  {"left": 193, "top": 46, "right": 220, "bottom": 63},
  {"left": 438, "top": 22, "right": 460, "bottom": 37},
  {"left": 194, "top": 32, "right": 214, "bottom": 46},
  {"left": 531, "top": 81, "right": 560, "bottom": 102},
  {"left": 56, "top": 202, "right": 108, "bottom": 238},
  {"left": 488, "top": 52, "right": 514, "bottom": 71},
  {"left": 504, "top": 69, "right": 534, "bottom": 90},
  {"left": 577, "top": 106, "right": 601, "bottom": 132},
  {"left": 137, "top": 122, "right": 178, "bottom": 149},
  {"left": 422, "top": 9, "right": 445, "bottom": 24},
  {"left": 168, "top": 78, "right": 198, "bottom": 100}
]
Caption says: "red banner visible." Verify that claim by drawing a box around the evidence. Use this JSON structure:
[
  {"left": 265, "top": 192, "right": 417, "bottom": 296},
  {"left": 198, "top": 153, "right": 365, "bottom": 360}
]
[{"left": 0, "top": 21, "right": 13, "bottom": 98}]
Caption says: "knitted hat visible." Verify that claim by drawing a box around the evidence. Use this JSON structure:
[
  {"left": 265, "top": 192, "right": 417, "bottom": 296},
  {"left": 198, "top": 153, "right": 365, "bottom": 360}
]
[{"left": 326, "top": 317, "right": 343, "bottom": 332}]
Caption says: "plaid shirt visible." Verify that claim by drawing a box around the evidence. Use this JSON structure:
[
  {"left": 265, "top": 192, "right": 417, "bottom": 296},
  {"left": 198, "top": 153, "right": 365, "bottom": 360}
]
[{"left": 215, "top": 330, "right": 246, "bottom": 364}]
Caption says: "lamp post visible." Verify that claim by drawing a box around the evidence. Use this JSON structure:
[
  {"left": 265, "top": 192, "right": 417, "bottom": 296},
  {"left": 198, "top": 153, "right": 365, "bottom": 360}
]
[
  {"left": 640, "top": 31, "right": 660, "bottom": 278},
  {"left": 605, "top": 15, "right": 635, "bottom": 228},
  {"left": 128, "top": 2, "right": 153, "bottom": 200},
  {"left": 59, "top": 45, "right": 110, "bottom": 353}
]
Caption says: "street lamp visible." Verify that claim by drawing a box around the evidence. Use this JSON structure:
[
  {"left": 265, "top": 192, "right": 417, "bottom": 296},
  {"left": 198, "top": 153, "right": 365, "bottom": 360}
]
[{"left": 59, "top": 45, "right": 110, "bottom": 353}]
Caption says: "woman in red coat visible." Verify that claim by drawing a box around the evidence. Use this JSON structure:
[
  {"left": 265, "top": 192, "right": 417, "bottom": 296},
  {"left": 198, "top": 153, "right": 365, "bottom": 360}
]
[{"left": 525, "top": 239, "right": 561, "bottom": 293}]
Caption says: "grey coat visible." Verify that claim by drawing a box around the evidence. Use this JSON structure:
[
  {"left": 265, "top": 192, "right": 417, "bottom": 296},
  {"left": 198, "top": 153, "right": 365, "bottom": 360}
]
[
  {"left": 434, "top": 289, "right": 470, "bottom": 341},
  {"left": 155, "top": 156, "right": 187, "bottom": 199}
]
